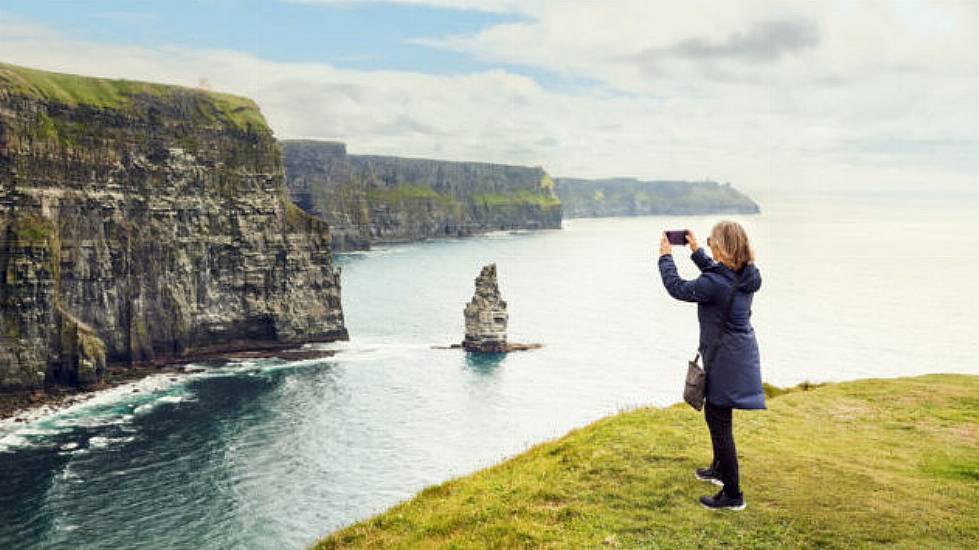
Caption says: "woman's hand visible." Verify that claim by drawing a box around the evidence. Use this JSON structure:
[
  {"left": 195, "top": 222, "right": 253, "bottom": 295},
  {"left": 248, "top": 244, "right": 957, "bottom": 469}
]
[
  {"left": 659, "top": 233, "right": 672, "bottom": 257},
  {"left": 686, "top": 230, "right": 699, "bottom": 253}
]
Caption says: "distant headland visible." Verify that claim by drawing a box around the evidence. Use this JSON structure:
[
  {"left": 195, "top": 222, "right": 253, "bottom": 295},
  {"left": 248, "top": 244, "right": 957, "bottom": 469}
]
[{"left": 556, "top": 177, "right": 760, "bottom": 218}]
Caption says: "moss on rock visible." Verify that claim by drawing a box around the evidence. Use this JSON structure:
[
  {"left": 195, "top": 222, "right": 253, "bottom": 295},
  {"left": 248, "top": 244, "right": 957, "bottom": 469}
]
[{"left": 10, "top": 215, "right": 55, "bottom": 244}]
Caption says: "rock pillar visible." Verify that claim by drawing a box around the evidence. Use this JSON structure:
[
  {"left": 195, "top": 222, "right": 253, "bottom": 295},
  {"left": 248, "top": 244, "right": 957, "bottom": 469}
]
[{"left": 463, "top": 264, "right": 508, "bottom": 353}]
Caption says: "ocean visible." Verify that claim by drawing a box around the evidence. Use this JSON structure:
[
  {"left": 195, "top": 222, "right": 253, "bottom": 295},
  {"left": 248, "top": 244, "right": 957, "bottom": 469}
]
[{"left": 1, "top": 194, "right": 976, "bottom": 548}]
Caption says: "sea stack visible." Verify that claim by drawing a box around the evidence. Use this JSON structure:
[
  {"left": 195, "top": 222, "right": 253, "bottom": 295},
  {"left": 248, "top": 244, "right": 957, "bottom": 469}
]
[{"left": 463, "top": 264, "right": 509, "bottom": 353}]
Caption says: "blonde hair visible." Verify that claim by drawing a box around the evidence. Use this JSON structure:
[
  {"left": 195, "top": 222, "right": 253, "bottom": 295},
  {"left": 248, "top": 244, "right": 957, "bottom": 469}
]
[{"left": 710, "top": 220, "right": 755, "bottom": 271}]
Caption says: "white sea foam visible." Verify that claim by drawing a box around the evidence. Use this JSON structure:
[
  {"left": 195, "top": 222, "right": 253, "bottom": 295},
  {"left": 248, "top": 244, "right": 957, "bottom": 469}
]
[
  {"left": 0, "top": 432, "right": 30, "bottom": 451},
  {"left": 318, "top": 340, "right": 431, "bottom": 365},
  {"left": 87, "top": 435, "right": 135, "bottom": 451},
  {"left": 0, "top": 353, "right": 345, "bottom": 453},
  {"left": 58, "top": 466, "right": 81, "bottom": 482},
  {"left": 0, "top": 370, "right": 196, "bottom": 452},
  {"left": 158, "top": 395, "right": 185, "bottom": 404},
  {"left": 0, "top": 373, "right": 178, "bottom": 432},
  {"left": 481, "top": 230, "right": 514, "bottom": 239},
  {"left": 371, "top": 244, "right": 416, "bottom": 254}
]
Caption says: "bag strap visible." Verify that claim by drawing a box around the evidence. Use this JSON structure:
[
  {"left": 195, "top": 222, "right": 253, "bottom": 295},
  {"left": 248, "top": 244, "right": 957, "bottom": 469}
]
[{"left": 704, "top": 269, "right": 746, "bottom": 370}]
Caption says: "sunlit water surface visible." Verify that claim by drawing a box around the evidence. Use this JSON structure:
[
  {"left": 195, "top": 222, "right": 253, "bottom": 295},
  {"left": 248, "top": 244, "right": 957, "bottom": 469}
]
[{"left": 2, "top": 195, "right": 977, "bottom": 548}]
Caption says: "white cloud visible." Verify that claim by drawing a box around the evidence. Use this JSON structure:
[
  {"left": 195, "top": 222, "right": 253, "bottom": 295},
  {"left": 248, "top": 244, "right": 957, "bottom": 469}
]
[{"left": 2, "top": 2, "right": 978, "bottom": 202}]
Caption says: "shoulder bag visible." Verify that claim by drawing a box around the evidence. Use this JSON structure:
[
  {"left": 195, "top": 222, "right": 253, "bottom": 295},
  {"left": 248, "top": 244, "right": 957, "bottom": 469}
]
[{"left": 683, "top": 270, "right": 744, "bottom": 410}]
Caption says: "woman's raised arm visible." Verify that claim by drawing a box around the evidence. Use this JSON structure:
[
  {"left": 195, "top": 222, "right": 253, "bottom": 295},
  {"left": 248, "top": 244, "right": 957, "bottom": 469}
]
[
  {"left": 658, "top": 252, "right": 716, "bottom": 303},
  {"left": 690, "top": 247, "right": 717, "bottom": 272},
  {"left": 685, "top": 231, "right": 717, "bottom": 272}
]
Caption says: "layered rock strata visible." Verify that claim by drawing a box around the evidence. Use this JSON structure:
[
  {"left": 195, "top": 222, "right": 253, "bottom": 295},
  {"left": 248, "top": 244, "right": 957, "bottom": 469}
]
[
  {"left": 283, "top": 140, "right": 562, "bottom": 251},
  {"left": 0, "top": 63, "right": 347, "bottom": 392},
  {"left": 462, "top": 264, "right": 508, "bottom": 353}
]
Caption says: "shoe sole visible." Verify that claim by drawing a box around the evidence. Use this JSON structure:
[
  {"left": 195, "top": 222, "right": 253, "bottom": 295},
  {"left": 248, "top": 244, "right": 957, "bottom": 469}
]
[
  {"left": 694, "top": 472, "right": 724, "bottom": 486},
  {"left": 700, "top": 501, "right": 746, "bottom": 511}
]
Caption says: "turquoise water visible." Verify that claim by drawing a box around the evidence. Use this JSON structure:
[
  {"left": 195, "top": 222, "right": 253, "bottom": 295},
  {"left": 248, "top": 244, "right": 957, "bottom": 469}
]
[{"left": 1, "top": 196, "right": 977, "bottom": 548}]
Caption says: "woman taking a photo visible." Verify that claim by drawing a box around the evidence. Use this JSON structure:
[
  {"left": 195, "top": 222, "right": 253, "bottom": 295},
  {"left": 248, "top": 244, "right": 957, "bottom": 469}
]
[{"left": 657, "top": 221, "right": 765, "bottom": 511}]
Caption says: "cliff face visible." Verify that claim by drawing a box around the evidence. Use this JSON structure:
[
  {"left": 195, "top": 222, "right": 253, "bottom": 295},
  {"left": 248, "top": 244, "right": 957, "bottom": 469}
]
[
  {"left": 280, "top": 141, "right": 372, "bottom": 251},
  {"left": 283, "top": 140, "right": 562, "bottom": 251},
  {"left": 555, "top": 178, "right": 760, "bottom": 218},
  {"left": 0, "top": 63, "right": 347, "bottom": 392}
]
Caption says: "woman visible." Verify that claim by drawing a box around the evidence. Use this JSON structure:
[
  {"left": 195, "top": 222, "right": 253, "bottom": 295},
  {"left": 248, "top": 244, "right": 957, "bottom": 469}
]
[{"left": 657, "top": 221, "right": 765, "bottom": 511}]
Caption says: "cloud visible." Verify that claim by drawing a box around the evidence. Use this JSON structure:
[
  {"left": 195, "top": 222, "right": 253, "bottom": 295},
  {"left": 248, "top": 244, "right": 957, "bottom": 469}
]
[
  {"left": 669, "top": 18, "right": 820, "bottom": 62},
  {"left": 2, "top": 3, "right": 979, "bottom": 201},
  {"left": 415, "top": 1, "right": 979, "bottom": 85},
  {"left": 621, "top": 17, "right": 821, "bottom": 81}
]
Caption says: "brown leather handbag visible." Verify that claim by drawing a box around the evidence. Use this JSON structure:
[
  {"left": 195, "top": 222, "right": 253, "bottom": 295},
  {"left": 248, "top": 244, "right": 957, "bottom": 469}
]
[{"left": 684, "top": 352, "right": 708, "bottom": 410}]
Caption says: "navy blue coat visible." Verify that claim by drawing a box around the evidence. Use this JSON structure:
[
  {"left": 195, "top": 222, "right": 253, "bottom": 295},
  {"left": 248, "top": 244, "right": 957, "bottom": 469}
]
[{"left": 658, "top": 248, "right": 766, "bottom": 410}]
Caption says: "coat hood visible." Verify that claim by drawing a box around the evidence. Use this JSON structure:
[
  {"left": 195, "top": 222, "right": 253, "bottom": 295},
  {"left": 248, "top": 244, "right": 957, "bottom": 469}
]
[{"left": 720, "top": 263, "right": 762, "bottom": 294}]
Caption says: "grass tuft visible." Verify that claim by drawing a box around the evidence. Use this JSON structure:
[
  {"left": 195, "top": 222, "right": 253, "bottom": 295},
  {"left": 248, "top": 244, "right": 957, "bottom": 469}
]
[{"left": 762, "top": 380, "right": 825, "bottom": 399}]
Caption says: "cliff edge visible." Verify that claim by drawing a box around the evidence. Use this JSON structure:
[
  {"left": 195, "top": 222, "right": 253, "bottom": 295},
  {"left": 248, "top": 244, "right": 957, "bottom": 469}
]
[
  {"left": 283, "top": 140, "right": 562, "bottom": 251},
  {"left": 0, "top": 63, "right": 347, "bottom": 392},
  {"left": 317, "top": 374, "right": 978, "bottom": 547}
]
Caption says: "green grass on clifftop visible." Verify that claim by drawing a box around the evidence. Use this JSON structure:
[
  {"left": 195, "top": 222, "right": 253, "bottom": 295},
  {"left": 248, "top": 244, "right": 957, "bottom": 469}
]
[
  {"left": 367, "top": 184, "right": 459, "bottom": 206},
  {"left": 317, "top": 375, "right": 978, "bottom": 549},
  {"left": 0, "top": 62, "right": 268, "bottom": 132},
  {"left": 472, "top": 190, "right": 561, "bottom": 209}
]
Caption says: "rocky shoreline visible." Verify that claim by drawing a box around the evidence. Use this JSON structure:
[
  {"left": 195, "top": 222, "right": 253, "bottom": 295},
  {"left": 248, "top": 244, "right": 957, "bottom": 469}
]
[{"left": 0, "top": 346, "right": 338, "bottom": 422}]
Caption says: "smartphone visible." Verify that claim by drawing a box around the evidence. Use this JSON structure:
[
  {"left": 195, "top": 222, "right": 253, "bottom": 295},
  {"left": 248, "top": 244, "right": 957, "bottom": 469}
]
[{"left": 665, "top": 230, "right": 688, "bottom": 245}]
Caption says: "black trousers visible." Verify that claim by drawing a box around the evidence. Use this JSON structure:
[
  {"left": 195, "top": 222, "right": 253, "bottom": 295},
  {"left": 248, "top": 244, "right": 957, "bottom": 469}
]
[{"left": 705, "top": 401, "right": 741, "bottom": 497}]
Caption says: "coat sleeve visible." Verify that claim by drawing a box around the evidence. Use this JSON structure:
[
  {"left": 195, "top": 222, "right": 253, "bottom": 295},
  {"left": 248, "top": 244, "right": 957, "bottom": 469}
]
[
  {"left": 658, "top": 254, "right": 716, "bottom": 303},
  {"left": 690, "top": 248, "right": 717, "bottom": 272}
]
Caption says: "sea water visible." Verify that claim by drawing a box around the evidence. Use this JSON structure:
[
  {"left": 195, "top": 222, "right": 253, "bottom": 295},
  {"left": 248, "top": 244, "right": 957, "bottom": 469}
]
[{"left": 1, "top": 194, "right": 977, "bottom": 548}]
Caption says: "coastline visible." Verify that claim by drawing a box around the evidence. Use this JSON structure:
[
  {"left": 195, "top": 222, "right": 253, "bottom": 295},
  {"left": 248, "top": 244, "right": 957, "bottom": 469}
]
[{"left": 0, "top": 346, "right": 338, "bottom": 422}]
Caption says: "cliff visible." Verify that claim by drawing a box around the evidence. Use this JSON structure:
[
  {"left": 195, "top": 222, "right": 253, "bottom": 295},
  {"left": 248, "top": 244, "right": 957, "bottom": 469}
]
[
  {"left": 555, "top": 178, "right": 760, "bottom": 218},
  {"left": 0, "top": 62, "right": 347, "bottom": 392},
  {"left": 317, "top": 374, "right": 979, "bottom": 547},
  {"left": 283, "top": 140, "right": 562, "bottom": 251}
]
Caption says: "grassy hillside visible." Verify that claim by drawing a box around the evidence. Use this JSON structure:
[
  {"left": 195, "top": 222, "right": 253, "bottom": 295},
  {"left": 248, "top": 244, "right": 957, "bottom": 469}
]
[
  {"left": 0, "top": 61, "right": 267, "bottom": 132},
  {"left": 317, "top": 374, "right": 978, "bottom": 548}
]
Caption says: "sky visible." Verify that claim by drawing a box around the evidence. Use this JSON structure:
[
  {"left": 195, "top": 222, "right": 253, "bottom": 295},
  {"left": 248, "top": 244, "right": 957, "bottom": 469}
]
[{"left": 1, "top": 0, "right": 978, "bottom": 201}]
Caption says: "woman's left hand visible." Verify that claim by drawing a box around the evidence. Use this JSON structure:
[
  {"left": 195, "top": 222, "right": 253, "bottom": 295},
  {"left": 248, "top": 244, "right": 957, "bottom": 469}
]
[
  {"left": 659, "top": 233, "right": 672, "bottom": 257},
  {"left": 686, "top": 230, "right": 699, "bottom": 253}
]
